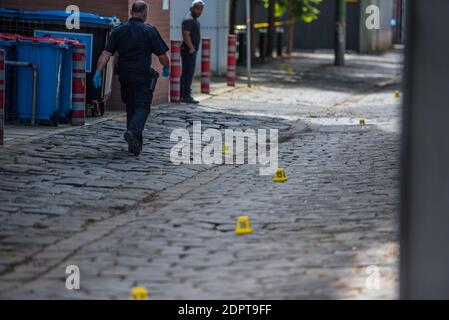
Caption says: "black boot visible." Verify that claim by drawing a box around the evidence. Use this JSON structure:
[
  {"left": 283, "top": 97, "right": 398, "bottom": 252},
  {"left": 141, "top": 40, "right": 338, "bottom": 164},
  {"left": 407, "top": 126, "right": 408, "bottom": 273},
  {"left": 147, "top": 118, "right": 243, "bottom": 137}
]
[
  {"left": 124, "top": 131, "right": 141, "bottom": 156},
  {"left": 137, "top": 133, "right": 143, "bottom": 153},
  {"left": 181, "top": 96, "right": 200, "bottom": 104}
]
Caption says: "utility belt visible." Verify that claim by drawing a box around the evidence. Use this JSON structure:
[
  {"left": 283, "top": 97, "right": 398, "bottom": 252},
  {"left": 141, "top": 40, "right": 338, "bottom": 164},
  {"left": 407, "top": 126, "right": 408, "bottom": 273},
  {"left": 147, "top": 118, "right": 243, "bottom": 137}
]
[{"left": 116, "top": 65, "right": 160, "bottom": 92}]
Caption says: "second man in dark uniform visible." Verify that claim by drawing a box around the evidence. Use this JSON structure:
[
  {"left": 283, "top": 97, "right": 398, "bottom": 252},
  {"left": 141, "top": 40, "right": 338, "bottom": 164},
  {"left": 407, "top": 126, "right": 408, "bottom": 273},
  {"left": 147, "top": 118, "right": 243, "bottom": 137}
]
[{"left": 180, "top": 0, "right": 205, "bottom": 104}]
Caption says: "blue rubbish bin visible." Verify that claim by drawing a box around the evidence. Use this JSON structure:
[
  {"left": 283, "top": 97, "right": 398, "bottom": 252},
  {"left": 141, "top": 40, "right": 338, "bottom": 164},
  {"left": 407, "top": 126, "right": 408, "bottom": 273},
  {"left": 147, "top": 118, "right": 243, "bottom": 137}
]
[
  {"left": 0, "top": 9, "right": 118, "bottom": 116},
  {"left": 0, "top": 40, "right": 14, "bottom": 56},
  {"left": 16, "top": 39, "right": 68, "bottom": 125},
  {"left": 59, "top": 43, "right": 73, "bottom": 124},
  {"left": 25, "top": 36, "right": 76, "bottom": 124},
  {"left": 0, "top": 39, "right": 16, "bottom": 121}
]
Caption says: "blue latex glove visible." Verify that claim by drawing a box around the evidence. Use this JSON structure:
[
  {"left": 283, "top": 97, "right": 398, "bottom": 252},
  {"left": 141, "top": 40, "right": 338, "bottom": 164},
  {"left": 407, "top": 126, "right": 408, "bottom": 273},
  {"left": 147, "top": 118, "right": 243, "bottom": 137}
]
[
  {"left": 162, "top": 66, "right": 170, "bottom": 78},
  {"left": 93, "top": 71, "right": 102, "bottom": 89}
]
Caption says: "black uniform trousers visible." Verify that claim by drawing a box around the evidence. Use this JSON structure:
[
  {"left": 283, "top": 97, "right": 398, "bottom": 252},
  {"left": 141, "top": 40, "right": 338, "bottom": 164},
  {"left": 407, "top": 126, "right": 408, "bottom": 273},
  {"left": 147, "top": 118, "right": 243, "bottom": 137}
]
[
  {"left": 119, "top": 72, "right": 154, "bottom": 146},
  {"left": 180, "top": 45, "right": 197, "bottom": 99}
]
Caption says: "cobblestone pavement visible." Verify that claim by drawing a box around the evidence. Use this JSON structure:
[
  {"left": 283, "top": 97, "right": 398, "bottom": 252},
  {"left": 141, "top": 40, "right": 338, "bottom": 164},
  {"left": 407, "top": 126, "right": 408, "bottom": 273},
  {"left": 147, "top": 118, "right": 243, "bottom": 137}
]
[{"left": 0, "top": 49, "right": 402, "bottom": 299}]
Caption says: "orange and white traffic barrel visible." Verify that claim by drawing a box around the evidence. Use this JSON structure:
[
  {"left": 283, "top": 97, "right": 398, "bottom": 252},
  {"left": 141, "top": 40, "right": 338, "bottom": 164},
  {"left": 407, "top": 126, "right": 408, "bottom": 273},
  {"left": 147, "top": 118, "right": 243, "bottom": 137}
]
[
  {"left": 201, "top": 37, "right": 211, "bottom": 94},
  {"left": 170, "top": 40, "right": 182, "bottom": 103},
  {"left": 227, "top": 35, "right": 237, "bottom": 86},
  {"left": 71, "top": 43, "right": 86, "bottom": 126}
]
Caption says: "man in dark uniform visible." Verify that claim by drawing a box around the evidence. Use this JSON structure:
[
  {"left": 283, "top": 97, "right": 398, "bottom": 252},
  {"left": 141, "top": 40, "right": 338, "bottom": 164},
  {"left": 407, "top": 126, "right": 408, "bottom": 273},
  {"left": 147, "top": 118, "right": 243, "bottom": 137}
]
[
  {"left": 180, "top": 0, "right": 205, "bottom": 104},
  {"left": 93, "top": 0, "right": 170, "bottom": 156}
]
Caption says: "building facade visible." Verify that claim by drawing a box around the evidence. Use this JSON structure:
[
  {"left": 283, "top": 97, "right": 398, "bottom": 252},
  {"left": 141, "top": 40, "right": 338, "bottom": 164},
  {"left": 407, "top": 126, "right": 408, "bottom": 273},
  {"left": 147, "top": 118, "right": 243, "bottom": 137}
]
[{"left": 294, "top": 0, "right": 397, "bottom": 54}]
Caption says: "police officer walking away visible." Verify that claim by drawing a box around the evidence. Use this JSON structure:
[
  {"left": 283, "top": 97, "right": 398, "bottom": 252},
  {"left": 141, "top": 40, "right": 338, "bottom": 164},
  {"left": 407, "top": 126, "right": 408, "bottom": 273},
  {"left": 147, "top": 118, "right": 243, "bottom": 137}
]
[
  {"left": 93, "top": 0, "right": 170, "bottom": 156},
  {"left": 180, "top": 0, "right": 205, "bottom": 104}
]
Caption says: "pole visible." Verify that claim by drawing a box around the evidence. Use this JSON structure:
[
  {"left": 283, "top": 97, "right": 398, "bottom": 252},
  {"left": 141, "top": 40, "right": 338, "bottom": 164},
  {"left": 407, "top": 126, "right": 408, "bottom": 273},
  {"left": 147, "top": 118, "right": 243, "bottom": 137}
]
[
  {"left": 400, "top": 0, "right": 449, "bottom": 299},
  {"left": 0, "top": 49, "right": 4, "bottom": 145},
  {"left": 335, "top": 0, "right": 346, "bottom": 66},
  {"left": 245, "top": 0, "right": 252, "bottom": 87},
  {"left": 266, "top": 0, "right": 275, "bottom": 58}
]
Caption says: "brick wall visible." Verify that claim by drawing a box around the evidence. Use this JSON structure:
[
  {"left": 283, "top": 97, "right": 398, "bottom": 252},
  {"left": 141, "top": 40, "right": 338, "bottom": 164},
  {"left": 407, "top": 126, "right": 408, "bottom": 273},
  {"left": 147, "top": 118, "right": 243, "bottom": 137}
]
[
  {"left": 143, "top": 0, "right": 170, "bottom": 106},
  {"left": 1, "top": 0, "right": 170, "bottom": 109}
]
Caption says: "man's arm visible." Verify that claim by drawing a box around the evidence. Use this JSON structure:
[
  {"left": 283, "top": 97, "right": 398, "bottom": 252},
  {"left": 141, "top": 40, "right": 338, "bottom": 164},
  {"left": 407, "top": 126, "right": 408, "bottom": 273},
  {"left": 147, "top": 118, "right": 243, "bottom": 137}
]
[
  {"left": 182, "top": 31, "right": 196, "bottom": 54},
  {"left": 93, "top": 50, "right": 112, "bottom": 88},
  {"left": 96, "top": 50, "right": 113, "bottom": 72},
  {"left": 93, "top": 26, "right": 117, "bottom": 88},
  {"left": 158, "top": 52, "right": 170, "bottom": 68}
]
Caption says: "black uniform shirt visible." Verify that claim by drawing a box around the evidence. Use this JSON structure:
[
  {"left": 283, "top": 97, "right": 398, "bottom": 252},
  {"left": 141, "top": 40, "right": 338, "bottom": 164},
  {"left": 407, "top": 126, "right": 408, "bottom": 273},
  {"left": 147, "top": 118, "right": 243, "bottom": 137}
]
[
  {"left": 182, "top": 12, "right": 201, "bottom": 50},
  {"left": 105, "top": 17, "right": 169, "bottom": 76}
]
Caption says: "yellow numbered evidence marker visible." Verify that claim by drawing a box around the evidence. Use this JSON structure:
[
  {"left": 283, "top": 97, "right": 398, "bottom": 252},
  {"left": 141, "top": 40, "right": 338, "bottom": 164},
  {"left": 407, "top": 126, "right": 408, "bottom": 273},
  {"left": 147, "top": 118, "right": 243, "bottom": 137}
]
[
  {"left": 221, "top": 143, "right": 232, "bottom": 155},
  {"left": 359, "top": 118, "right": 366, "bottom": 125},
  {"left": 131, "top": 287, "right": 149, "bottom": 300},
  {"left": 273, "top": 168, "right": 288, "bottom": 182},
  {"left": 235, "top": 216, "right": 253, "bottom": 235}
]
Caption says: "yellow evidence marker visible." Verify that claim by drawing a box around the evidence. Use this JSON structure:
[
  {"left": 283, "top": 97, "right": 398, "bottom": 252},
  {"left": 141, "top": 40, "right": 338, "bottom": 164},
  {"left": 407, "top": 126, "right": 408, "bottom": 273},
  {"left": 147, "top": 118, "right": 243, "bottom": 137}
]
[
  {"left": 131, "top": 287, "right": 149, "bottom": 300},
  {"left": 235, "top": 216, "right": 253, "bottom": 235},
  {"left": 273, "top": 168, "right": 288, "bottom": 182},
  {"left": 359, "top": 118, "right": 366, "bottom": 125},
  {"left": 221, "top": 143, "right": 232, "bottom": 155}
]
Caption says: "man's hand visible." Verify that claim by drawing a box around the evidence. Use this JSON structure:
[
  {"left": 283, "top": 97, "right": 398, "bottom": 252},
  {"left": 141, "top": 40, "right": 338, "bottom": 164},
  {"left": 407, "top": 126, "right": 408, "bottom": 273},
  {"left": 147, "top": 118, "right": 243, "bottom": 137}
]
[
  {"left": 158, "top": 53, "right": 170, "bottom": 70},
  {"left": 93, "top": 71, "right": 102, "bottom": 89},
  {"left": 182, "top": 30, "right": 196, "bottom": 55},
  {"left": 162, "top": 66, "right": 170, "bottom": 78},
  {"left": 94, "top": 50, "right": 112, "bottom": 86}
]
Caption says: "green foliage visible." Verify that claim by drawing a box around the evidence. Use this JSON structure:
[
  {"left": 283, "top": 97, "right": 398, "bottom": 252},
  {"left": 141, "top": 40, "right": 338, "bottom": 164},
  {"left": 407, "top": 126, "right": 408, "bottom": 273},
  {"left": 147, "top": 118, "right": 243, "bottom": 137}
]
[
  {"left": 263, "top": 0, "right": 284, "bottom": 18},
  {"left": 275, "top": 0, "right": 322, "bottom": 22}
]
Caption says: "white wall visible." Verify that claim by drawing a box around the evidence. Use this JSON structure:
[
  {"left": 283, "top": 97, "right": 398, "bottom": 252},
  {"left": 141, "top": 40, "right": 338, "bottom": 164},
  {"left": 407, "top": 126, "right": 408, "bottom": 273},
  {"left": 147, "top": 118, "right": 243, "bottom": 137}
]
[{"left": 170, "top": 0, "right": 230, "bottom": 75}]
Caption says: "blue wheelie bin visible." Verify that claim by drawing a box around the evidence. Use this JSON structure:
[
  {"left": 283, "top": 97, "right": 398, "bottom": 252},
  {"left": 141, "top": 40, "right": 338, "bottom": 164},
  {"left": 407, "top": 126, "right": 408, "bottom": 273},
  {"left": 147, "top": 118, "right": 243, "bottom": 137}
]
[
  {"left": 0, "top": 39, "right": 14, "bottom": 56},
  {"left": 0, "top": 9, "right": 119, "bottom": 117},
  {"left": 0, "top": 38, "right": 17, "bottom": 121},
  {"left": 28, "top": 36, "right": 76, "bottom": 124},
  {"left": 15, "top": 39, "right": 68, "bottom": 125},
  {"left": 58, "top": 43, "right": 73, "bottom": 124}
]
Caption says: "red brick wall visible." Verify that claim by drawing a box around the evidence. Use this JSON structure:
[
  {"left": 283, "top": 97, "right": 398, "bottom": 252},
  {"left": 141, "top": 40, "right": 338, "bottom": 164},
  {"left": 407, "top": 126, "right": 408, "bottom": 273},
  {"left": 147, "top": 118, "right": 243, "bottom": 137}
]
[
  {"left": 1, "top": 0, "right": 170, "bottom": 109},
  {"left": 143, "top": 0, "right": 170, "bottom": 106}
]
